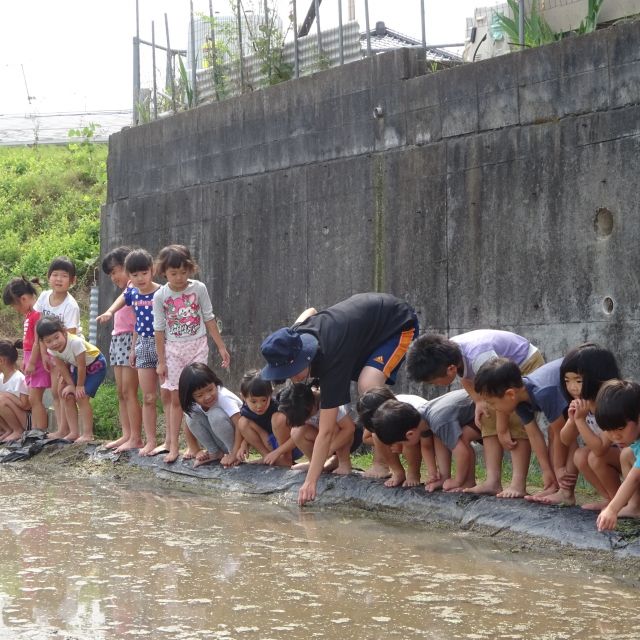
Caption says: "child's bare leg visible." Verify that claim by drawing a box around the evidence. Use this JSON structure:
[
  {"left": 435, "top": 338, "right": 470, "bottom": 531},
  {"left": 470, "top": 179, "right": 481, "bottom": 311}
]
[
  {"left": 426, "top": 438, "right": 451, "bottom": 491},
  {"left": 28, "top": 387, "right": 48, "bottom": 430},
  {"left": 530, "top": 434, "right": 577, "bottom": 505},
  {"left": 270, "top": 413, "right": 294, "bottom": 466},
  {"left": 374, "top": 438, "right": 405, "bottom": 487},
  {"left": 575, "top": 447, "right": 611, "bottom": 510},
  {"left": 362, "top": 429, "right": 391, "bottom": 478},
  {"left": 138, "top": 369, "right": 160, "bottom": 455},
  {"left": 585, "top": 447, "right": 621, "bottom": 510},
  {"left": 75, "top": 398, "right": 95, "bottom": 443},
  {"left": 328, "top": 424, "right": 354, "bottom": 475},
  {"left": 290, "top": 425, "right": 316, "bottom": 470},
  {"left": 402, "top": 443, "right": 422, "bottom": 487},
  {"left": 113, "top": 366, "right": 143, "bottom": 451},
  {"left": 163, "top": 390, "right": 183, "bottom": 463},
  {"left": 464, "top": 435, "right": 503, "bottom": 495},
  {"left": 63, "top": 395, "right": 80, "bottom": 441},
  {"left": 238, "top": 417, "right": 272, "bottom": 458},
  {"left": 183, "top": 424, "right": 201, "bottom": 459},
  {"left": 48, "top": 373, "right": 69, "bottom": 439},
  {"left": 445, "top": 432, "right": 477, "bottom": 491},
  {"left": 498, "top": 438, "right": 531, "bottom": 498},
  {"left": 0, "top": 400, "right": 26, "bottom": 441}
]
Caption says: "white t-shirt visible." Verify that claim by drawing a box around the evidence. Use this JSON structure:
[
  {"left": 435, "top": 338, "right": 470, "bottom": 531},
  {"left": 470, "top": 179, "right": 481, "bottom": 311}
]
[
  {"left": 35, "top": 291, "right": 83, "bottom": 336},
  {"left": 211, "top": 386, "right": 242, "bottom": 418},
  {"left": 48, "top": 334, "right": 100, "bottom": 366},
  {"left": 307, "top": 404, "right": 349, "bottom": 428},
  {"left": 0, "top": 370, "right": 28, "bottom": 397}
]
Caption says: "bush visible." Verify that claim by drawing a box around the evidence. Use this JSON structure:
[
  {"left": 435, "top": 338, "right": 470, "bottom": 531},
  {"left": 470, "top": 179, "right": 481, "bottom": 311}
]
[{"left": 92, "top": 382, "right": 121, "bottom": 440}]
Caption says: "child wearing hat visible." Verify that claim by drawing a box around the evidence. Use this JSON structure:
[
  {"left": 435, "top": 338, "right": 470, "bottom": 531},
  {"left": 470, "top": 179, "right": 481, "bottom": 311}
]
[{"left": 260, "top": 292, "right": 418, "bottom": 506}]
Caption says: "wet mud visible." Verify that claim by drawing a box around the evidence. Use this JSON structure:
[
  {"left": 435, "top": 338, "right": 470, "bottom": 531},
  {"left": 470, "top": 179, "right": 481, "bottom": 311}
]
[{"left": 5, "top": 436, "right": 640, "bottom": 580}]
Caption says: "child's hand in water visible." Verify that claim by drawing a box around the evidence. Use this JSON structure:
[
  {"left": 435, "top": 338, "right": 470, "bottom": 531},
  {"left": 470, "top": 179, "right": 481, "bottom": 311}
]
[{"left": 96, "top": 311, "right": 113, "bottom": 324}]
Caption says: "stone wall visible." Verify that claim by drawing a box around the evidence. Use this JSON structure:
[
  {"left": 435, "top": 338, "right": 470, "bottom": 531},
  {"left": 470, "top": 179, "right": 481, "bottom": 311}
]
[{"left": 101, "top": 20, "right": 640, "bottom": 388}]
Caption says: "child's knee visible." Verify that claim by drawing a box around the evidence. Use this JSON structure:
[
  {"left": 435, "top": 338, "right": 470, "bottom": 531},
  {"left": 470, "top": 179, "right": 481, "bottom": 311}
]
[{"left": 142, "top": 392, "right": 157, "bottom": 406}]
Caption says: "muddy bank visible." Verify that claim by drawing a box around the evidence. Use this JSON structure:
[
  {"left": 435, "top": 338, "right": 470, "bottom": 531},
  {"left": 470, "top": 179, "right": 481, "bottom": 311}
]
[{"left": 5, "top": 438, "right": 640, "bottom": 571}]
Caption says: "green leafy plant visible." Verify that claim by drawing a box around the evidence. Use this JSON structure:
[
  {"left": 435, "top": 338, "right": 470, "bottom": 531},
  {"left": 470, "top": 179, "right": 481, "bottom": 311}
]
[
  {"left": 92, "top": 382, "right": 121, "bottom": 440},
  {"left": 494, "top": 0, "right": 558, "bottom": 48},
  {"left": 177, "top": 55, "right": 195, "bottom": 108},
  {"left": 577, "top": 0, "right": 605, "bottom": 34}
]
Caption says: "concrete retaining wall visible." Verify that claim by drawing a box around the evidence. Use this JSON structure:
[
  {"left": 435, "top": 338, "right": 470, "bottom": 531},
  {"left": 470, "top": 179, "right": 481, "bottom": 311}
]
[{"left": 101, "top": 20, "right": 640, "bottom": 388}]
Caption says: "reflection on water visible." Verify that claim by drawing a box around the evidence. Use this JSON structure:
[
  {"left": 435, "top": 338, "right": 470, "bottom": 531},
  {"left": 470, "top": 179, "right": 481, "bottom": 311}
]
[{"left": 0, "top": 468, "right": 636, "bottom": 639}]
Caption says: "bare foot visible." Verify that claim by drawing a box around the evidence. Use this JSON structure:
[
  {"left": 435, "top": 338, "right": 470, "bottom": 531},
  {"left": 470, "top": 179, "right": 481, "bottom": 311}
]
[
  {"left": 105, "top": 435, "right": 129, "bottom": 450},
  {"left": 291, "top": 461, "right": 310, "bottom": 472},
  {"left": 582, "top": 500, "right": 610, "bottom": 511},
  {"left": 47, "top": 430, "right": 71, "bottom": 441},
  {"left": 425, "top": 478, "right": 445, "bottom": 493},
  {"left": 150, "top": 443, "right": 170, "bottom": 456},
  {"left": 163, "top": 449, "right": 179, "bottom": 464},
  {"left": 524, "top": 484, "right": 559, "bottom": 501},
  {"left": 193, "top": 451, "right": 222, "bottom": 468},
  {"left": 138, "top": 443, "right": 157, "bottom": 457},
  {"left": 115, "top": 438, "right": 143, "bottom": 453},
  {"left": 497, "top": 485, "right": 528, "bottom": 499},
  {"left": 364, "top": 463, "right": 391, "bottom": 479},
  {"left": 527, "top": 488, "right": 574, "bottom": 505},
  {"left": 75, "top": 435, "right": 94, "bottom": 444},
  {"left": 617, "top": 504, "right": 640, "bottom": 519},
  {"left": 5, "top": 432, "right": 23, "bottom": 443},
  {"left": 333, "top": 463, "right": 352, "bottom": 475},
  {"left": 384, "top": 471, "right": 406, "bottom": 488},
  {"left": 463, "top": 480, "right": 502, "bottom": 495},
  {"left": 65, "top": 433, "right": 80, "bottom": 443},
  {"left": 403, "top": 474, "right": 421, "bottom": 488},
  {"left": 182, "top": 449, "right": 200, "bottom": 461}
]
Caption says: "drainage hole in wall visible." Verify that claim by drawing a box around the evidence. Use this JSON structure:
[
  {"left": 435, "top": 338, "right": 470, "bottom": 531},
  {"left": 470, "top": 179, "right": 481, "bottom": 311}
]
[
  {"left": 603, "top": 297, "right": 614, "bottom": 314},
  {"left": 594, "top": 208, "right": 613, "bottom": 238}
]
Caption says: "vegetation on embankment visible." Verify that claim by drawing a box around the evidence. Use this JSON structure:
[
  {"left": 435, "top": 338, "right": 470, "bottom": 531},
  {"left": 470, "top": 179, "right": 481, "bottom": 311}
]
[{"left": 0, "top": 133, "right": 107, "bottom": 336}]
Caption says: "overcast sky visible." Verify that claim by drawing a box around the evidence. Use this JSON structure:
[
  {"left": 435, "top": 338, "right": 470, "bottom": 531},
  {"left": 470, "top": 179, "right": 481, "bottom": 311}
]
[{"left": 0, "top": 0, "right": 503, "bottom": 117}]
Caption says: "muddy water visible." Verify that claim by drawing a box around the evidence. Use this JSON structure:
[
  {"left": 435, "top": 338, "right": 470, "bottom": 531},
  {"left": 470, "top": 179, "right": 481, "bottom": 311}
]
[{"left": 0, "top": 471, "right": 637, "bottom": 640}]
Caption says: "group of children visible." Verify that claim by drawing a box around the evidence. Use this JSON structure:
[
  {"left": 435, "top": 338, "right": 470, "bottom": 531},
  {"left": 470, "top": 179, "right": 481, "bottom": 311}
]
[{"left": 1, "top": 252, "right": 638, "bottom": 533}]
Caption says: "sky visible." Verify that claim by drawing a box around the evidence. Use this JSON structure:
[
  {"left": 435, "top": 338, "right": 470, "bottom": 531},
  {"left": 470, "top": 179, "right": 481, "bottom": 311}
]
[{"left": 0, "top": 0, "right": 502, "bottom": 142}]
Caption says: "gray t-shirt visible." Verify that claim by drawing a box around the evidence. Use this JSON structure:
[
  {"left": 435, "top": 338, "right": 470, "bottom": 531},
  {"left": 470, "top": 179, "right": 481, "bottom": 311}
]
[{"left": 421, "top": 389, "right": 476, "bottom": 451}]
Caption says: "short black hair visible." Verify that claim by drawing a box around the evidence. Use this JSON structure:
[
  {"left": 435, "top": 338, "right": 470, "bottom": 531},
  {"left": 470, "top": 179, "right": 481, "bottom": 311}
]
[
  {"left": 474, "top": 357, "right": 524, "bottom": 397},
  {"left": 36, "top": 316, "right": 66, "bottom": 339},
  {"left": 179, "top": 363, "right": 224, "bottom": 415},
  {"left": 370, "top": 399, "right": 421, "bottom": 445},
  {"left": 2, "top": 276, "right": 40, "bottom": 305},
  {"left": 48, "top": 256, "right": 76, "bottom": 278},
  {"left": 239, "top": 369, "right": 273, "bottom": 399},
  {"left": 559, "top": 343, "right": 620, "bottom": 401},
  {"left": 277, "top": 382, "right": 315, "bottom": 427},
  {"left": 124, "top": 248, "right": 154, "bottom": 274},
  {"left": 102, "top": 246, "right": 133, "bottom": 275},
  {"left": 406, "top": 333, "right": 463, "bottom": 382},
  {"left": 595, "top": 379, "right": 640, "bottom": 431},
  {"left": 355, "top": 386, "right": 396, "bottom": 430}
]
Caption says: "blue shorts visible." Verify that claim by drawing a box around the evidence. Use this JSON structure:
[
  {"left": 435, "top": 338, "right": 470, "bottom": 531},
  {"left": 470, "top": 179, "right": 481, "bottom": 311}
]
[
  {"left": 71, "top": 354, "right": 107, "bottom": 398},
  {"left": 364, "top": 316, "right": 419, "bottom": 385},
  {"left": 267, "top": 433, "right": 303, "bottom": 461}
]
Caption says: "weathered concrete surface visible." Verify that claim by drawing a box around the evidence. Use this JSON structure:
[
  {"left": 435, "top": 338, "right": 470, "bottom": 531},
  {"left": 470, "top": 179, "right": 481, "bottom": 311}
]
[
  {"left": 102, "top": 20, "right": 640, "bottom": 391},
  {"left": 10, "top": 440, "right": 634, "bottom": 561}
]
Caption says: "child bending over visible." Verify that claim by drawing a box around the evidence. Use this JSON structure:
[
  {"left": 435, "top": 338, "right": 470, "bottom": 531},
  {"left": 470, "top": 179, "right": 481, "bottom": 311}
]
[
  {"left": 356, "top": 387, "right": 429, "bottom": 488},
  {"left": 595, "top": 380, "right": 640, "bottom": 530},
  {"left": 277, "top": 382, "right": 356, "bottom": 476},
  {"left": 36, "top": 317, "right": 106, "bottom": 443},
  {"left": 178, "top": 363, "right": 246, "bottom": 468},
  {"left": 0, "top": 340, "right": 30, "bottom": 442}
]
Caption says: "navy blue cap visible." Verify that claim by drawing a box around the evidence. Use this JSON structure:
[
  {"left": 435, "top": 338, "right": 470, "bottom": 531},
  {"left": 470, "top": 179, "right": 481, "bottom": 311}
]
[{"left": 260, "top": 328, "right": 318, "bottom": 380}]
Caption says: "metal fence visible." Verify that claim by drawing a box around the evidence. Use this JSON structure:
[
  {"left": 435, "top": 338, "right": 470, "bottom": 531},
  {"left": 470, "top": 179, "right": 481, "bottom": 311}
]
[{"left": 132, "top": 0, "right": 468, "bottom": 124}]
